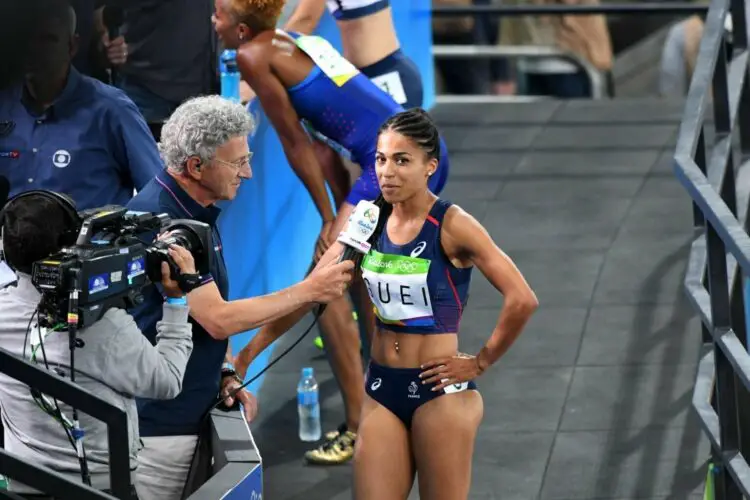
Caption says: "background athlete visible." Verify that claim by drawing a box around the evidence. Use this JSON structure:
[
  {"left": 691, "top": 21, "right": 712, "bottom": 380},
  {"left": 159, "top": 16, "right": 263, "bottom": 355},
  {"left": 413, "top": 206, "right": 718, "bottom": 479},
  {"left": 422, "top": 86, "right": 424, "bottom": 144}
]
[
  {"left": 235, "top": 108, "right": 539, "bottom": 498},
  {"left": 283, "top": 0, "right": 424, "bottom": 207},
  {"left": 212, "top": 0, "right": 450, "bottom": 465}
]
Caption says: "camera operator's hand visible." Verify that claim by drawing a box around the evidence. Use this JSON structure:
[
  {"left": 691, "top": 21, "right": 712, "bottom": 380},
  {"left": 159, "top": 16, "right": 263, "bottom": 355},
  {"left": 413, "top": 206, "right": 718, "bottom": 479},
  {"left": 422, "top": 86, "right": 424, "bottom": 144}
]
[
  {"left": 160, "top": 262, "right": 185, "bottom": 299},
  {"left": 221, "top": 376, "right": 259, "bottom": 423},
  {"left": 156, "top": 232, "right": 198, "bottom": 298},
  {"left": 306, "top": 256, "right": 355, "bottom": 303},
  {"left": 166, "top": 244, "right": 197, "bottom": 274}
]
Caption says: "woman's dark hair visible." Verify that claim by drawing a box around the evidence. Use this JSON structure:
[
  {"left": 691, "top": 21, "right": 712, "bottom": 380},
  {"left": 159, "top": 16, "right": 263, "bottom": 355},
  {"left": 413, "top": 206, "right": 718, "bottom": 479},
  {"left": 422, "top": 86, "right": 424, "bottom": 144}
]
[
  {"left": 3, "top": 196, "right": 75, "bottom": 274},
  {"left": 365, "top": 109, "right": 441, "bottom": 251},
  {"left": 377, "top": 108, "right": 441, "bottom": 161},
  {"left": 365, "top": 194, "right": 393, "bottom": 254}
]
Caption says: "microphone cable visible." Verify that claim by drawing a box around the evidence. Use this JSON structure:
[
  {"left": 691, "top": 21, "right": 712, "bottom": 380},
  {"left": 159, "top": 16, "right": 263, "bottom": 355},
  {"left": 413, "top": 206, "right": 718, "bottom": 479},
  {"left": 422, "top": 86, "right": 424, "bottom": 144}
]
[{"left": 211, "top": 303, "right": 325, "bottom": 409}]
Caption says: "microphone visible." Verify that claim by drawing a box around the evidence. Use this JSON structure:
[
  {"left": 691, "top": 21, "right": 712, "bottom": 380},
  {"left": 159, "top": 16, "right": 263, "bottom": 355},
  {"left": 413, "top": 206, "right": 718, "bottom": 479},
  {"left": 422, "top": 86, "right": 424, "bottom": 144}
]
[
  {"left": 336, "top": 200, "right": 380, "bottom": 264},
  {"left": 103, "top": 5, "right": 124, "bottom": 42},
  {"left": 102, "top": 5, "right": 124, "bottom": 84},
  {"left": 313, "top": 200, "right": 379, "bottom": 317}
]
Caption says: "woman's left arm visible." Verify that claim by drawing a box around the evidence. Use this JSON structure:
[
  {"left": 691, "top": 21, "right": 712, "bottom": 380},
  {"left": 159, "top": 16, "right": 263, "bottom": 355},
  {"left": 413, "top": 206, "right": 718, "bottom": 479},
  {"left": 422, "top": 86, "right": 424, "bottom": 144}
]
[{"left": 420, "top": 206, "right": 539, "bottom": 390}]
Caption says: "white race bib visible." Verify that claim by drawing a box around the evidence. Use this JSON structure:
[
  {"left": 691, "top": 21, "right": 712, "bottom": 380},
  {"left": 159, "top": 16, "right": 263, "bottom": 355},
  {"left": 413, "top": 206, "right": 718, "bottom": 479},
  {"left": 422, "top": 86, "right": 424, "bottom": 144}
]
[
  {"left": 370, "top": 71, "right": 408, "bottom": 105},
  {"left": 294, "top": 35, "right": 359, "bottom": 87},
  {"left": 361, "top": 249, "right": 434, "bottom": 327}
]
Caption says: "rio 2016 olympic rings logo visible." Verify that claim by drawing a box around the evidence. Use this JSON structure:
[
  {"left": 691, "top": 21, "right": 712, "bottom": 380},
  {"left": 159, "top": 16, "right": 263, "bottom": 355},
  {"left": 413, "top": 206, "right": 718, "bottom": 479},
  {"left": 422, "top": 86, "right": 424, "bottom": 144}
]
[
  {"left": 363, "top": 208, "right": 378, "bottom": 224},
  {"left": 368, "top": 258, "right": 422, "bottom": 274}
]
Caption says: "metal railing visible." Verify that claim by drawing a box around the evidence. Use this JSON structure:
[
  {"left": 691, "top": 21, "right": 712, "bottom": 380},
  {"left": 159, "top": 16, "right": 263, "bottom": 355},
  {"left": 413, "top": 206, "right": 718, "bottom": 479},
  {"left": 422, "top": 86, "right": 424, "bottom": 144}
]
[
  {"left": 672, "top": 0, "right": 750, "bottom": 495},
  {"left": 0, "top": 347, "right": 130, "bottom": 499},
  {"left": 432, "top": 45, "right": 606, "bottom": 100},
  {"left": 431, "top": 2, "right": 710, "bottom": 101},
  {"left": 431, "top": 3, "right": 708, "bottom": 16}
]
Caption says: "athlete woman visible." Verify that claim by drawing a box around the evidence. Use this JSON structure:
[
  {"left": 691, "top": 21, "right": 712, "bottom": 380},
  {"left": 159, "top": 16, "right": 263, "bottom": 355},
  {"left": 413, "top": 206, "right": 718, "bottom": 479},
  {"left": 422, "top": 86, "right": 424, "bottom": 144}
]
[
  {"left": 237, "top": 108, "right": 538, "bottom": 498},
  {"left": 212, "top": 0, "right": 450, "bottom": 465}
]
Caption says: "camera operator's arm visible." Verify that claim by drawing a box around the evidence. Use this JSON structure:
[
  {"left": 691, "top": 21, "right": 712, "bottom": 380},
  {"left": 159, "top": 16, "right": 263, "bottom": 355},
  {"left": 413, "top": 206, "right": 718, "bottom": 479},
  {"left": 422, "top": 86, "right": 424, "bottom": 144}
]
[
  {"left": 100, "top": 262, "right": 193, "bottom": 399},
  {"left": 165, "top": 245, "right": 353, "bottom": 340}
]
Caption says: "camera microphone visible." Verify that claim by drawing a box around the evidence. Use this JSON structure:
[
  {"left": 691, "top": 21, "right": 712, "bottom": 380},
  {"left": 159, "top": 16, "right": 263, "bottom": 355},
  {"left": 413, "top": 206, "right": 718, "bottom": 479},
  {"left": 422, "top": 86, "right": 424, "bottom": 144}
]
[
  {"left": 336, "top": 199, "right": 380, "bottom": 265},
  {"left": 103, "top": 5, "right": 124, "bottom": 42}
]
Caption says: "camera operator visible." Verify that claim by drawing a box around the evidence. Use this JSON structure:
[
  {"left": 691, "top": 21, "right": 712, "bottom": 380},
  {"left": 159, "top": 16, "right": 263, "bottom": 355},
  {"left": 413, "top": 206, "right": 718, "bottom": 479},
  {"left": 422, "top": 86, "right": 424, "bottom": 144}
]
[
  {"left": 0, "top": 191, "right": 197, "bottom": 499},
  {"left": 126, "top": 95, "right": 353, "bottom": 500}
]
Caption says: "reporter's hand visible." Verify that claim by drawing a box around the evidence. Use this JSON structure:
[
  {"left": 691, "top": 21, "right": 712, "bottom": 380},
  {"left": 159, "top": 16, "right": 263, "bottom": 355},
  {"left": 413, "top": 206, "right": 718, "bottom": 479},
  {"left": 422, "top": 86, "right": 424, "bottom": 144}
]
[
  {"left": 307, "top": 258, "right": 354, "bottom": 303},
  {"left": 221, "top": 376, "right": 259, "bottom": 422}
]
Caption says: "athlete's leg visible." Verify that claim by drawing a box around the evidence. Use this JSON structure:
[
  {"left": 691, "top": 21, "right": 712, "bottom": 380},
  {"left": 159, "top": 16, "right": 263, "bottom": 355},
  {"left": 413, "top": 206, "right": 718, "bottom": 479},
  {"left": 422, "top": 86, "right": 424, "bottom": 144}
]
[
  {"left": 318, "top": 293, "right": 363, "bottom": 432},
  {"left": 305, "top": 201, "right": 366, "bottom": 464},
  {"left": 410, "top": 390, "right": 484, "bottom": 499},
  {"left": 351, "top": 275, "right": 377, "bottom": 358},
  {"left": 313, "top": 138, "right": 351, "bottom": 208},
  {"left": 354, "top": 395, "right": 415, "bottom": 500}
]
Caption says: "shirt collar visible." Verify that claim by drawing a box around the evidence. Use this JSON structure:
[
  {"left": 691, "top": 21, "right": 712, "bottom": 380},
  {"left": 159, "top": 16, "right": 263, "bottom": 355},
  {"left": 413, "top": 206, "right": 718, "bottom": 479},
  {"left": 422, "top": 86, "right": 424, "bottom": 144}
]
[
  {"left": 155, "top": 170, "right": 222, "bottom": 225},
  {"left": 20, "top": 66, "right": 82, "bottom": 118}
]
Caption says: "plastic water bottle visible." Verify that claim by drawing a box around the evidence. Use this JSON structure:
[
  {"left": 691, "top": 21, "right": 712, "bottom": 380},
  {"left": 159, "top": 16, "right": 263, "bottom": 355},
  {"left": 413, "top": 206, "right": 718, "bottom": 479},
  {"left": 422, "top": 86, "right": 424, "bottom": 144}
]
[
  {"left": 220, "top": 49, "right": 241, "bottom": 103},
  {"left": 297, "top": 367, "right": 321, "bottom": 442}
]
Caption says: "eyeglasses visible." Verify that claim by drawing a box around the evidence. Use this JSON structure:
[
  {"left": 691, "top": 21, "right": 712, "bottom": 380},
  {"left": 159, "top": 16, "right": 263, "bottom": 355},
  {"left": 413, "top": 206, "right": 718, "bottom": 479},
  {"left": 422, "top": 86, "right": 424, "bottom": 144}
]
[{"left": 214, "top": 152, "right": 253, "bottom": 171}]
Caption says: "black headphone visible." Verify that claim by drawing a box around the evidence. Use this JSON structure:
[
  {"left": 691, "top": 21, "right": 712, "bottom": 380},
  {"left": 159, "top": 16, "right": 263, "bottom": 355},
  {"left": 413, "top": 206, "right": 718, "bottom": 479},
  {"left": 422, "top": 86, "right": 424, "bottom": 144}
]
[{"left": 0, "top": 190, "right": 82, "bottom": 248}]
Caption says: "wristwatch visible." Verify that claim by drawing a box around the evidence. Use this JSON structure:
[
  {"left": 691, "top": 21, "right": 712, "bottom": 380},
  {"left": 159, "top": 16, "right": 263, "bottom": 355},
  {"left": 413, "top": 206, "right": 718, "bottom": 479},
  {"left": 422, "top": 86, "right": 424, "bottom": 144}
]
[
  {"left": 221, "top": 362, "right": 243, "bottom": 385},
  {"left": 177, "top": 272, "right": 214, "bottom": 293}
]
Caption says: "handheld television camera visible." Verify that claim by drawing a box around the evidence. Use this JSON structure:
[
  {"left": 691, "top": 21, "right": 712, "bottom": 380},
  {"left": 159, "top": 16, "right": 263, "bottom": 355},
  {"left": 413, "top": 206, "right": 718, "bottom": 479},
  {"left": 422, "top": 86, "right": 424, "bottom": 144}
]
[{"left": 30, "top": 206, "right": 213, "bottom": 330}]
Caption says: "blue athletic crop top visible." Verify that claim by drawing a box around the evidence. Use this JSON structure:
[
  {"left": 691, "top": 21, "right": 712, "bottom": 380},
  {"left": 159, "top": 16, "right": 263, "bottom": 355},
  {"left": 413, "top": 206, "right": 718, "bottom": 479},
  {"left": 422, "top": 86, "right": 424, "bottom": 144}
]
[
  {"left": 360, "top": 199, "right": 473, "bottom": 335},
  {"left": 285, "top": 32, "right": 402, "bottom": 165},
  {"left": 326, "top": 0, "right": 390, "bottom": 20}
]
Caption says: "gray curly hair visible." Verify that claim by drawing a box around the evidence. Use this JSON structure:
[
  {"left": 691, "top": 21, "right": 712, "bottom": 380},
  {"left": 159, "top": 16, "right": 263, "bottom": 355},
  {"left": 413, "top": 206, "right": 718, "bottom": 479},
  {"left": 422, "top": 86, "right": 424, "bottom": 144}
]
[{"left": 159, "top": 95, "right": 255, "bottom": 172}]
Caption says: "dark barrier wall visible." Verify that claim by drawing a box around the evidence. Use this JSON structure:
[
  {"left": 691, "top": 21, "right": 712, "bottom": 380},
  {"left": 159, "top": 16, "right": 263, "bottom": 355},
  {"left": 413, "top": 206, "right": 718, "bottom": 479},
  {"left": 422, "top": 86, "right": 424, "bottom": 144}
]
[{"left": 216, "top": 2, "right": 434, "bottom": 393}]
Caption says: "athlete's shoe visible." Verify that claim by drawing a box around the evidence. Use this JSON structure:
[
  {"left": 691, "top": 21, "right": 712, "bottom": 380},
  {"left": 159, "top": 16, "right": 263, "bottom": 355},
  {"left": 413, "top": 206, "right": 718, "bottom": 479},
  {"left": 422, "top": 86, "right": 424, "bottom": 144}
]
[
  {"left": 304, "top": 423, "right": 356, "bottom": 465},
  {"left": 314, "top": 335, "right": 325, "bottom": 350},
  {"left": 313, "top": 311, "right": 359, "bottom": 350}
]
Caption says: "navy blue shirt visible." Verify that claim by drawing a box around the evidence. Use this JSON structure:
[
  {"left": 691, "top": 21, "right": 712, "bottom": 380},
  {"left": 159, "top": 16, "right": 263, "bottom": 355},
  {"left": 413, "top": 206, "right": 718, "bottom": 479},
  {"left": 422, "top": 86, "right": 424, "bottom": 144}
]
[
  {"left": 127, "top": 170, "right": 230, "bottom": 437},
  {"left": 0, "top": 67, "right": 162, "bottom": 210}
]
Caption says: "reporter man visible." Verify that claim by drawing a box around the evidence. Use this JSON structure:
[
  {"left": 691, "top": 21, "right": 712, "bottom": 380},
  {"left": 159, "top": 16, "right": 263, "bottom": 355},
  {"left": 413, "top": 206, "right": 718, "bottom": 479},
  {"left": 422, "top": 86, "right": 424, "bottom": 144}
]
[
  {"left": 126, "top": 95, "right": 353, "bottom": 500},
  {"left": 0, "top": 191, "right": 194, "bottom": 499}
]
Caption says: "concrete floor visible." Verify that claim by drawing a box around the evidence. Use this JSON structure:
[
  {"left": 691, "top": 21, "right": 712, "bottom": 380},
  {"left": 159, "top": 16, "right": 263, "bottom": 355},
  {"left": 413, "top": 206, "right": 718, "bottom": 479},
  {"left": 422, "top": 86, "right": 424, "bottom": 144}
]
[{"left": 250, "top": 98, "right": 709, "bottom": 500}]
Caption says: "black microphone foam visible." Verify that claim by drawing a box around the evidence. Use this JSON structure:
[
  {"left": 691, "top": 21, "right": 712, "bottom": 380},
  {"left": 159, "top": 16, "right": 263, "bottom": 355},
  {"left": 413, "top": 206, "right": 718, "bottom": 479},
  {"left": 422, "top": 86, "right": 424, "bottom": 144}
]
[{"left": 102, "top": 5, "right": 124, "bottom": 40}]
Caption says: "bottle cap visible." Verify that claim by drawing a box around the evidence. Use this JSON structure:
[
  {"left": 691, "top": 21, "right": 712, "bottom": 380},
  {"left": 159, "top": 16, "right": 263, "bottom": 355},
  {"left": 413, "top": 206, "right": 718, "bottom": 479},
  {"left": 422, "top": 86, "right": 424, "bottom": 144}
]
[{"left": 302, "top": 367, "right": 314, "bottom": 378}]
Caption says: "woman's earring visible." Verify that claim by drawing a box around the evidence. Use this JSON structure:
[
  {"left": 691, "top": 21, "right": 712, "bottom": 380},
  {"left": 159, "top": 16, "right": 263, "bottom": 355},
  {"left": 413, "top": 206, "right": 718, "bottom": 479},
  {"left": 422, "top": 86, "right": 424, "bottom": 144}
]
[{"left": 238, "top": 33, "right": 245, "bottom": 41}]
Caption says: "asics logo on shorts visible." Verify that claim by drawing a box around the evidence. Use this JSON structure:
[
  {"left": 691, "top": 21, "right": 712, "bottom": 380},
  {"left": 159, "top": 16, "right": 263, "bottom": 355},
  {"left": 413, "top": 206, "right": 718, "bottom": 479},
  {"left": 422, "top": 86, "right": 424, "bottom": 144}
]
[{"left": 370, "top": 378, "right": 382, "bottom": 391}]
